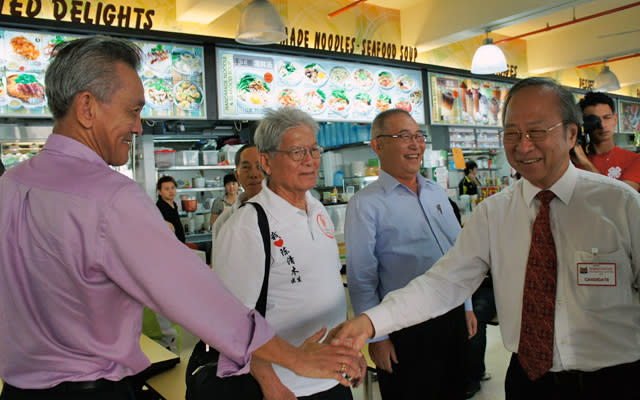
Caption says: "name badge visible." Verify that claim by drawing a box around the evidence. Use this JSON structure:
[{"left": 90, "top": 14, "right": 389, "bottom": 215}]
[{"left": 577, "top": 263, "right": 616, "bottom": 286}]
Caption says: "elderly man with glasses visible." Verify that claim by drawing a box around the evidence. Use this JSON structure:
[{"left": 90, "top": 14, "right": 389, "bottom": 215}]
[
  {"left": 345, "top": 109, "right": 476, "bottom": 400},
  {"left": 332, "top": 78, "right": 640, "bottom": 400},
  {"left": 214, "top": 107, "right": 365, "bottom": 400}
]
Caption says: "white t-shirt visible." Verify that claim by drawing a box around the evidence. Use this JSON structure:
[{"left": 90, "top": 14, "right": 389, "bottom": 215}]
[
  {"left": 210, "top": 192, "right": 248, "bottom": 266},
  {"left": 214, "top": 181, "right": 346, "bottom": 396}
]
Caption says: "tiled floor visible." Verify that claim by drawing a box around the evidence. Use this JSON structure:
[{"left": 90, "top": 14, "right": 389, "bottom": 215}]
[{"left": 181, "top": 324, "right": 510, "bottom": 400}]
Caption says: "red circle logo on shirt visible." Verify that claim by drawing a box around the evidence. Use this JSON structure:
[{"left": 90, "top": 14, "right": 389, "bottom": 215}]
[{"left": 316, "top": 214, "right": 335, "bottom": 239}]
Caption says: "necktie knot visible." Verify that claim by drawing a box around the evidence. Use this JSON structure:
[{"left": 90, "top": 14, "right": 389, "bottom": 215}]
[{"left": 536, "top": 190, "right": 555, "bottom": 206}]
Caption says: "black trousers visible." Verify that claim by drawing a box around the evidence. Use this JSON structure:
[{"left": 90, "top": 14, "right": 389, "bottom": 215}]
[
  {"left": 376, "top": 305, "right": 467, "bottom": 400},
  {"left": 505, "top": 353, "right": 640, "bottom": 400},
  {"left": 465, "top": 283, "right": 496, "bottom": 384},
  {"left": 0, "top": 378, "right": 137, "bottom": 400},
  {"left": 298, "top": 383, "right": 352, "bottom": 400}
]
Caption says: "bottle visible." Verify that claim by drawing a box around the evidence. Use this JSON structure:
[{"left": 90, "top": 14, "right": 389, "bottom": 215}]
[
  {"left": 334, "top": 170, "right": 344, "bottom": 187},
  {"left": 331, "top": 187, "right": 338, "bottom": 204},
  {"left": 365, "top": 158, "right": 380, "bottom": 176}
]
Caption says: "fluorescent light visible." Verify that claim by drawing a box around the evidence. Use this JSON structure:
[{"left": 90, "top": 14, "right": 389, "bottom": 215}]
[
  {"left": 471, "top": 37, "right": 508, "bottom": 75},
  {"left": 235, "top": 0, "right": 286, "bottom": 45},
  {"left": 594, "top": 64, "right": 620, "bottom": 92}
]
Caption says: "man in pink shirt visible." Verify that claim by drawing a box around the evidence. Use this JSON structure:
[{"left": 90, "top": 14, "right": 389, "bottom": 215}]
[{"left": 0, "top": 36, "right": 360, "bottom": 400}]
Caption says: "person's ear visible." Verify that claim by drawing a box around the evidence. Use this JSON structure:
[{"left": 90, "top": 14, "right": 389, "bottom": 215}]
[
  {"left": 259, "top": 152, "right": 272, "bottom": 176},
  {"left": 371, "top": 137, "right": 383, "bottom": 154},
  {"left": 74, "top": 91, "right": 97, "bottom": 129},
  {"left": 567, "top": 123, "right": 578, "bottom": 147}
]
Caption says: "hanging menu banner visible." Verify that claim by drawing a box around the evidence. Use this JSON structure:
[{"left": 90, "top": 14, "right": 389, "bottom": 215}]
[
  {"left": 0, "top": 28, "right": 206, "bottom": 119},
  {"left": 618, "top": 99, "right": 640, "bottom": 133},
  {"left": 216, "top": 47, "right": 425, "bottom": 124},
  {"left": 428, "top": 72, "right": 512, "bottom": 127}
]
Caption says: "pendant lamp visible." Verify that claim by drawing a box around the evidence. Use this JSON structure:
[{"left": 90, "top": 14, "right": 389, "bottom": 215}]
[
  {"left": 236, "top": 0, "right": 286, "bottom": 45},
  {"left": 594, "top": 61, "right": 620, "bottom": 92},
  {"left": 471, "top": 32, "right": 508, "bottom": 75}
]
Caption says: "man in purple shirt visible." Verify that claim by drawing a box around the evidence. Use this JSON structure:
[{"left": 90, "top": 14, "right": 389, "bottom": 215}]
[{"left": 0, "top": 36, "right": 360, "bottom": 400}]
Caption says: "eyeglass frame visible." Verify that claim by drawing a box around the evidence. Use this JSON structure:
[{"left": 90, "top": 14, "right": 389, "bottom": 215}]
[
  {"left": 500, "top": 121, "right": 565, "bottom": 144},
  {"left": 376, "top": 130, "right": 429, "bottom": 143},
  {"left": 272, "top": 145, "right": 324, "bottom": 162}
]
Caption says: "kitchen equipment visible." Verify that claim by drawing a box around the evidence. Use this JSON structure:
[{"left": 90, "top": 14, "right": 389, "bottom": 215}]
[
  {"left": 192, "top": 177, "right": 205, "bottom": 188},
  {"left": 201, "top": 150, "right": 219, "bottom": 165},
  {"left": 181, "top": 196, "right": 197, "bottom": 212},
  {"left": 175, "top": 150, "right": 199, "bottom": 166},
  {"left": 154, "top": 149, "right": 176, "bottom": 168}
]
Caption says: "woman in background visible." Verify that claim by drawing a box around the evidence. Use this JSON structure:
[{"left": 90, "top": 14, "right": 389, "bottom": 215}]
[
  {"left": 210, "top": 173, "right": 238, "bottom": 227},
  {"left": 156, "top": 175, "right": 185, "bottom": 243},
  {"left": 458, "top": 160, "right": 481, "bottom": 196}
]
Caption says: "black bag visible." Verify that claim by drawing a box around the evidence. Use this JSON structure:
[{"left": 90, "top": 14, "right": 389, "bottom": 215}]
[{"left": 185, "top": 202, "right": 271, "bottom": 400}]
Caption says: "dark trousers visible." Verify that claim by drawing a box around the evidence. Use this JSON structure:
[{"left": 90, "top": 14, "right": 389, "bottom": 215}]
[
  {"left": 505, "top": 353, "right": 640, "bottom": 400},
  {"left": 0, "top": 378, "right": 137, "bottom": 400},
  {"left": 298, "top": 383, "right": 352, "bottom": 400},
  {"left": 376, "top": 305, "right": 467, "bottom": 400},
  {"left": 465, "top": 284, "right": 495, "bottom": 385}
]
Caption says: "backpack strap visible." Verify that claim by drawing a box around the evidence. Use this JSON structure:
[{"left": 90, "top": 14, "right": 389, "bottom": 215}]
[{"left": 240, "top": 202, "right": 271, "bottom": 317}]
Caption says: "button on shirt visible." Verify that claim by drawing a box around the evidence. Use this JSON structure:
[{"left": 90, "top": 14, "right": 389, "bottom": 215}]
[
  {"left": 346, "top": 170, "right": 470, "bottom": 342},
  {"left": 0, "top": 134, "right": 274, "bottom": 388},
  {"left": 215, "top": 181, "right": 346, "bottom": 397},
  {"left": 366, "top": 164, "right": 640, "bottom": 372}
]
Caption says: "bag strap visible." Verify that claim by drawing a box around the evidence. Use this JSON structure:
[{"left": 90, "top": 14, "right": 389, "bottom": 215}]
[{"left": 240, "top": 202, "right": 270, "bottom": 317}]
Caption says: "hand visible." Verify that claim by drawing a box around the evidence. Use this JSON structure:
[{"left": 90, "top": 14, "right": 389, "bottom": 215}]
[
  {"left": 348, "top": 352, "right": 368, "bottom": 388},
  {"left": 326, "top": 314, "right": 375, "bottom": 351},
  {"left": 466, "top": 310, "right": 477, "bottom": 339},
  {"left": 296, "top": 327, "right": 363, "bottom": 387},
  {"left": 250, "top": 357, "right": 296, "bottom": 400},
  {"left": 571, "top": 144, "right": 589, "bottom": 166},
  {"left": 368, "top": 339, "right": 397, "bottom": 373}
]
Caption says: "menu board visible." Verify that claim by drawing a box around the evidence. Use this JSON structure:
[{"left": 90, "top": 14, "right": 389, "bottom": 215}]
[
  {"left": 216, "top": 48, "right": 425, "bottom": 124},
  {"left": 0, "top": 28, "right": 206, "bottom": 119},
  {"left": 618, "top": 100, "right": 640, "bottom": 133},
  {"left": 429, "top": 72, "right": 512, "bottom": 127}
]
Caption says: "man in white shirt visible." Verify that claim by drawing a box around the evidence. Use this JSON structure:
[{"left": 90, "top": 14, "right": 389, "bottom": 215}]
[
  {"left": 331, "top": 77, "right": 640, "bottom": 399},
  {"left": 210, "top": 144, "right": 264, "bottom": 264}
]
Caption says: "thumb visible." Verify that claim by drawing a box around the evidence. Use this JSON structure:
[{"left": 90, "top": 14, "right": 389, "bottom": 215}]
[
  {"left": 305, "top": 327, "right": 327, "bottom": 344},
  {"left": 390, "top": 345, "right": 398, "bottom": 365}
]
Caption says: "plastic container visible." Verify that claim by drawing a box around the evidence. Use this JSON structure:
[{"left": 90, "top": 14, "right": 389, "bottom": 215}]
[
  {"left": 334, "top": 170, "right": 344, "bottom": 187},
  {"left": 365, "top": 158, "right": 380, "bottom": 176},
  {"left": 175, "top": 150, "right": 199, "bottom": 166},
  {"left": 154, "top": 149, "right": 176, "bottom": 168},
  {"left": 201, "top": 150, "right": 219, "bottom": 165}
]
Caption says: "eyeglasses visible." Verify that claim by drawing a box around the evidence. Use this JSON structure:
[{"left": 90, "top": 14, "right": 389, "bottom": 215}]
[
  {"left": 377, "top": 130, "right": 429, "bottom": 143},
  {"left": 274, "top": 145, "right": 324, "bottom": 161},
  {"left": 500, "top": 121, "right": 564, "bottom": 144}
]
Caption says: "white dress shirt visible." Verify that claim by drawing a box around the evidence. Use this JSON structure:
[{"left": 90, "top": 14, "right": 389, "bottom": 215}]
[
  {"left": 214, "top": 181, "right": 346, "bottom": 396},
  {"left": 366, "top": 164, "right": 640, "bottom": 372}
]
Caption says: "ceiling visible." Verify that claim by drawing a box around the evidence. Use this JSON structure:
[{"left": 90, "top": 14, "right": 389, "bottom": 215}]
[{"left": 369, "top": 0, "right": 640, "bottom": 88}]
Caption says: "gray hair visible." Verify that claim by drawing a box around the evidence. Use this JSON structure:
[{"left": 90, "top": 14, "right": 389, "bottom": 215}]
[
  {"left": 254, "top": 108, "right": 319, "bottom": 153},
  {"left": 371, "top": 108, "right": 412, "bottom": 139},
  {"left": 45, "top": 35, "right": 141, "bottom": 120},
  {"left": 502, "top": 77, "right": 583, "bottom": 130}
]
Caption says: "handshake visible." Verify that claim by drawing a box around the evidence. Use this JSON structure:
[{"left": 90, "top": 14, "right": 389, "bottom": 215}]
[{"left": 293, "top": 314, "right": 376, "bottom": 388}]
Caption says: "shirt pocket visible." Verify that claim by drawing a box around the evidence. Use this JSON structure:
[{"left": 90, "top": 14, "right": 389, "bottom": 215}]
[{"left": 572, "top": 248, "right": 633, "bottom": 309}]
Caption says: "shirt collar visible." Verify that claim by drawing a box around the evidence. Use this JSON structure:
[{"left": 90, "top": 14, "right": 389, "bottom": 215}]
[
  {"left": 258, "top": 179, "right": 317, "bottom": 223},
  {"left": 43, "top": 133, "right": 109, "bottom": 168},
  {"left": 378, "top": 169, "right": 425, "bottom": 194},
  {"left": 522, "top": 163, "right": 577, "bottom": 207}
]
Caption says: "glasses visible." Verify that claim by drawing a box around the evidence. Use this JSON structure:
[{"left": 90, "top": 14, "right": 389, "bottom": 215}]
[
  {"left": 377, "top": 130, "right": 429, "bottom": 143},
  {"left": 274, "top": 145, "right": 324, "bottom": 161},
  {"left": 500, "top": 121, "right": 564, "bottom": 144}
]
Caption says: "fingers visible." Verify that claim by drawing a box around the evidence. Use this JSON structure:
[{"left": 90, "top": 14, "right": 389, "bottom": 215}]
[
  {"left": 390, "top": 344, "right": 398, "bottom": 365},
  {"left": 306, "top": 327, "right": 327, "bottom": 344}
]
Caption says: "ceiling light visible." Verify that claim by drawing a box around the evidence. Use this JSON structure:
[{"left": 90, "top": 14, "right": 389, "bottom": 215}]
[
  {"left": 594, "top": 62, "right": 621, "bottom": 92},
  {"left": 235, "top": 0, "right": 286, "bottom": 45},
  {"left": 471, "top": 33, "right": 508, "bottom": 75}
]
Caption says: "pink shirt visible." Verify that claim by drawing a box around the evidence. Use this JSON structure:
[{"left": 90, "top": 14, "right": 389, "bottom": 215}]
[{"left": 0, "top": 134, "right": 274, "bottom": 388}]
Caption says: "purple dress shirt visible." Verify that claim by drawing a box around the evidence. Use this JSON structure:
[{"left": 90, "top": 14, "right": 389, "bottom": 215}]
[{"left": 0, "top": 134, "right": 274, "bottom": 389}]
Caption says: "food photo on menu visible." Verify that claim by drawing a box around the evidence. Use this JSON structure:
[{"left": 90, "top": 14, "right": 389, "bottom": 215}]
[{"left": 430, "top": 72, "right": 511, "bottom": 127}]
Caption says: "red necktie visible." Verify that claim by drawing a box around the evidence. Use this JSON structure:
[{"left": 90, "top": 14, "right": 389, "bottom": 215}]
[{"left": 518, "top": 190, "right": 557, "bottom": 381}]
